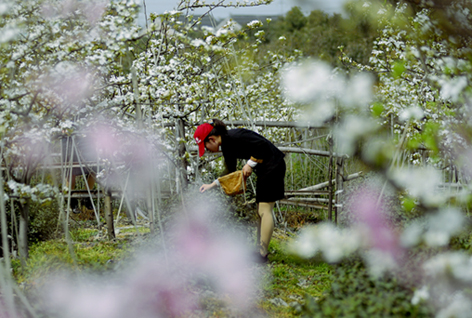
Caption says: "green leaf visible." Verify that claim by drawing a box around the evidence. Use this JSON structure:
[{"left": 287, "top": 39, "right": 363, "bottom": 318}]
[
  {"left": 402, "top": 195, "right": 415, "bottom": 211},
  {"left": 372, "top": 102, "right": 384, "bottom": 117},
  {"left": 392, "top": 61, "right": 405, "bottom": 78}
]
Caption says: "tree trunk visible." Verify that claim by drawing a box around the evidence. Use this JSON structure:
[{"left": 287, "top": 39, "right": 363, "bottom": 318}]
[
  {"left": 104, "top": 191, "right": 115, "bottom": 240},
  {"left": 18, "top": 200, "right": 30, "bottom": 267},
  {"left": 176, "top": 118, "right": 188, "bottom": 190}
]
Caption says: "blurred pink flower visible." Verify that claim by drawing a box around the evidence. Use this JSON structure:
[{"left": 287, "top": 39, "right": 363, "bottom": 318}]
[
  {"left": 126, "top": 261, "right": 198, "bottom": 317},
  {"left": 41, "top": 0, "right": 109, "bottom": 26},
  {"left": 351, "top": 186, "right": 403, "bottom": 260},
  {"left": 88, "top": 125, "right": 121, "bottom": 158},
  {"left": 83, "top": 1, "right": 109, "bottom": 25},
  {"left": 8, "top": 128, "right": 52, "bottom": 169},
  {"left": 0, "top": 297, "right": 16, "bottom": 318},
  {"left": 173, "top": 210, "right": 256, "bottom": 308},
  {"left": 53, "top": 70, "right": 94, "bottom": 106},
  {"left": 35, "top": 65, "right": 95, "bottom": 112},
  {"left": 41, "top": 202, "right": 258, "bottom": 317}
]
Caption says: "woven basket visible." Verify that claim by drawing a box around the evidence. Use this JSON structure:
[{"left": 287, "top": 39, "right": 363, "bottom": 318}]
[{"left": 218, "top": 170, "right": 246, "bottom": 196}]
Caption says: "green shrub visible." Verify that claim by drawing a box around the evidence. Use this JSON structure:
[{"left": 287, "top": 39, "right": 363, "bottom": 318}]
[
  {"left": 28, "top": 200, "right": 62, "bottom": 243},
  {"left": 294, "top": 256, "right": 433, "bottom": 317},
  {"left": 1, "top": 198, "right": 61, "bottom": 258}
]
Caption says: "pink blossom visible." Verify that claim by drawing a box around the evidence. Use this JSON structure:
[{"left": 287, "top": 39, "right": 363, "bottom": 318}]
[
  {"left": 83, "top": 1, "right": 109, "bottom": 25},
  {"left": 35, "top": 66, "right": 95, "bottom": 112},
  {"left": 40, "top": 201, "right": 259, "bottom": 317},
  {"left": 52, "top": 70, "right": 94, "bottom": 106},
  {"left": 350, "top": 186, "right": 403, "bottom": 261},
  {"left": 88, "top": 125, "right": 122, "bottom": 158},
  {"left": 173, "top": 213, "right": 255, "bottom": 308},
  {"left": 41, "top": 0, "right": 109, "bottom": 26}
]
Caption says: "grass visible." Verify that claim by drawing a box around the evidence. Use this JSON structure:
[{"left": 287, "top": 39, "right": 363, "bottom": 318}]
[
  {"left": 260, "top": 230, "right": 333, "bottom": 317},
  {"left": 12, "top": 227, "right": 132, "bottom": 285},
  {"left": 11, "top": 223, "right": 332, "bottom": 317}
]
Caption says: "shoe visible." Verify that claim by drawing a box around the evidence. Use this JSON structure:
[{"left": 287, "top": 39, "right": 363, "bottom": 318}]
[
  {"left": 82, "top": 198, "right": 94, "bottom": 210},
  {"left": 70, "top": 198, "right": 80, "bottom": 214},
  {"left": 253, "top": 252, "right": 269, "bottom": 264}
]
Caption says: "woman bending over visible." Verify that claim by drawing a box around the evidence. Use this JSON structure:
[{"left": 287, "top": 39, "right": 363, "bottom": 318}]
[{"left": 194, "top": 119, "right": 286, "bottom": 263}]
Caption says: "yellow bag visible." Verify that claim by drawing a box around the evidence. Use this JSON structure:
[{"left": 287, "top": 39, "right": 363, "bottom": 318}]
[{"left": 218, "top": 170, "right": 246, "bottom": 196}]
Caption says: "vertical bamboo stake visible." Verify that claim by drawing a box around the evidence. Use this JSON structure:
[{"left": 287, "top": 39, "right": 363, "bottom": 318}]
[
  {"left": 114, "top": 171, "right": 130, "bottom": 226},
  {"left": 0, "top": 155, "right": 17, "bottom": 317},
  {"left": 11, "top": 199, "right": 18, "bottom": 256},
  {"left": 65, "top": 138, "right": 77, "bottom": 265},
  {"left": 148, "top": 159, "right": 156, "bottom": 234},
  {"left": 304, "top": 128, "right": 308, "bottom": 187},
  {"left": 150, "top": 183, "right": 156, "bottom": 234},
  {"left": 335, "top": 157, "right": 344, "bottom": 225},
  {"left": 154, "top": 163, "right": 168, "bottom": 265},
  {"left": 0, "top": 262, "right": 17, "bottom": 318},
  {"left": 72, "top": 137, "right": 100, "bottom": 228},
  {"left": 290, "top": 132, "right": 294, "bottom": 190},
  {"left": 327, "top": 136, "right": 334, "bottom": 222}
]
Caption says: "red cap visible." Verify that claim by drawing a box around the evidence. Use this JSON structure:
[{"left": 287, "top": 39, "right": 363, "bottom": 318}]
[{"left": 194, "top": 123, "right": 214, "bottom": 157}]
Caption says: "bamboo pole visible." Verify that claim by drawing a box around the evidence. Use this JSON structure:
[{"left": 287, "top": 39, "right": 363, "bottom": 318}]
[
  {"left": 188, "top": 146, "right": 345, "bottom": 158},
  {"left": 163, "top": 120, "right": 326, "bottom": 129},
  {"left": 279, "top": 200, "right": 328, "bottom": 210},
  {"left": 297, "top": 172, "right": 363, "bottom": 192},
  {"left": 0, "top": 153, "right": 18, "bottom": 318},
  {"left": 72, "top": 136, "right": 100, "bottom": 228},
  {"left": 335, "top": 157, "right": 344, "bottom": 224},
  {"left": 327, "top": 138, "right": 333, "bottom": 222},
  {"left": 286, "top": 197, "right": 335, "bottom": 203},
  {"left": 219, "top": 120, "right": 326, "bottom": 129},
  {"left": 285, "top": 190, "right": 329, "bottom": 196}
]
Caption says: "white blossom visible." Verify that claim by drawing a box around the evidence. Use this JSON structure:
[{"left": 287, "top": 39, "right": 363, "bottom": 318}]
[
  {"left": 389, "top": 167, "right": 443, "bottom": 205},
  {"left": 290, "top": 223, "right": 361, "bottom": 263},
  {"left": 411, "top": 286, "right": 429, "bottom": 305}
]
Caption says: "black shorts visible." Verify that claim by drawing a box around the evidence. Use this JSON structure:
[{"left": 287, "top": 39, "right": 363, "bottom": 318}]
[{"left": 255, "top": 160, "right": 286, "bottom": 203}]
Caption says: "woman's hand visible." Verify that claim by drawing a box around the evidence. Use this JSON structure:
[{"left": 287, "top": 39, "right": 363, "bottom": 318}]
[
  {"left": 200, "top": 182, "right": 216, "bottom": 193},
  {"left": 242, "top": 164, "right": 253, "bottom": 179}
]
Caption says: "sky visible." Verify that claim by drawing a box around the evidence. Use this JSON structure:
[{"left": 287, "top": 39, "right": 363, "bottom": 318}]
[{"left": 138, "top": 0, "right": 346, "bottom": 25}]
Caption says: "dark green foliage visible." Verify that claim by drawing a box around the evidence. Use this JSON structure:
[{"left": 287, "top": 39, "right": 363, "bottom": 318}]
[
  {"left": 246, "top": 7, "right": 378, "bottom": 67},
  {"left": 27, "top": 200, "right": 61, "bottom": 243},
  {"left": 285, "top": 7, "right": 308, "bottom": 32},
  {"left": 450, "top": 230, "right": 472, "bottom": 252},
  {"left": 295, "top": 257, "right": 434, "bottom": 317},
  {"left": 0, "top": 199, "right": 60, "bottom": 258}
]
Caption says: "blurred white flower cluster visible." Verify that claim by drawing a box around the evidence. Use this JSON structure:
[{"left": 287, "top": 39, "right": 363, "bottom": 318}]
[
  {"left": 281, "top": 4, "right": 472, "bottom": 308},
  {"left": 281, "top": 60, "right": 374, "bottom": 127},
  {"left": 401, "top": 208, "right": 465, "bottom": 248},
  {"left": 7, "top": 180, "right": 58, "bottom": 203},
  {"left": 290, "top": 223, "right": 361, "bottom": 263}
]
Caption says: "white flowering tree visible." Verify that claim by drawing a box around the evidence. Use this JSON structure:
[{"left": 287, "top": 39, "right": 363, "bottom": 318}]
[
  {"left": 287, "top": 0, "right": 472, "bottom": 314},
  {"left": 0, "top": 0, "right": 300, "bottom": 316},
  {"left": 0, "top": 0, "right": 300, "bottom": 265}
]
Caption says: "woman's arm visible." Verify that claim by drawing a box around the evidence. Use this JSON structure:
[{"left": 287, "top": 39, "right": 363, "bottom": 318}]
[
  {"left": 199, "top": 179, "right": 220, "bottom": 193},
  {"left": 242, "top": 163, "right": 253, "bottom": 178}
]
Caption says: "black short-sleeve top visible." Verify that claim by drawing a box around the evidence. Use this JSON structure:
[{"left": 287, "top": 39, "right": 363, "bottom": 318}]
[{"left": 221, "top": 128, "right": 285, "bottom": 175}]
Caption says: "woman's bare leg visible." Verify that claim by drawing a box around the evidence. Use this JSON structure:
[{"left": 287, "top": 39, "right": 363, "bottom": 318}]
[{"left": 258, "top": 202, "right": 275, "bottom": 256}]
